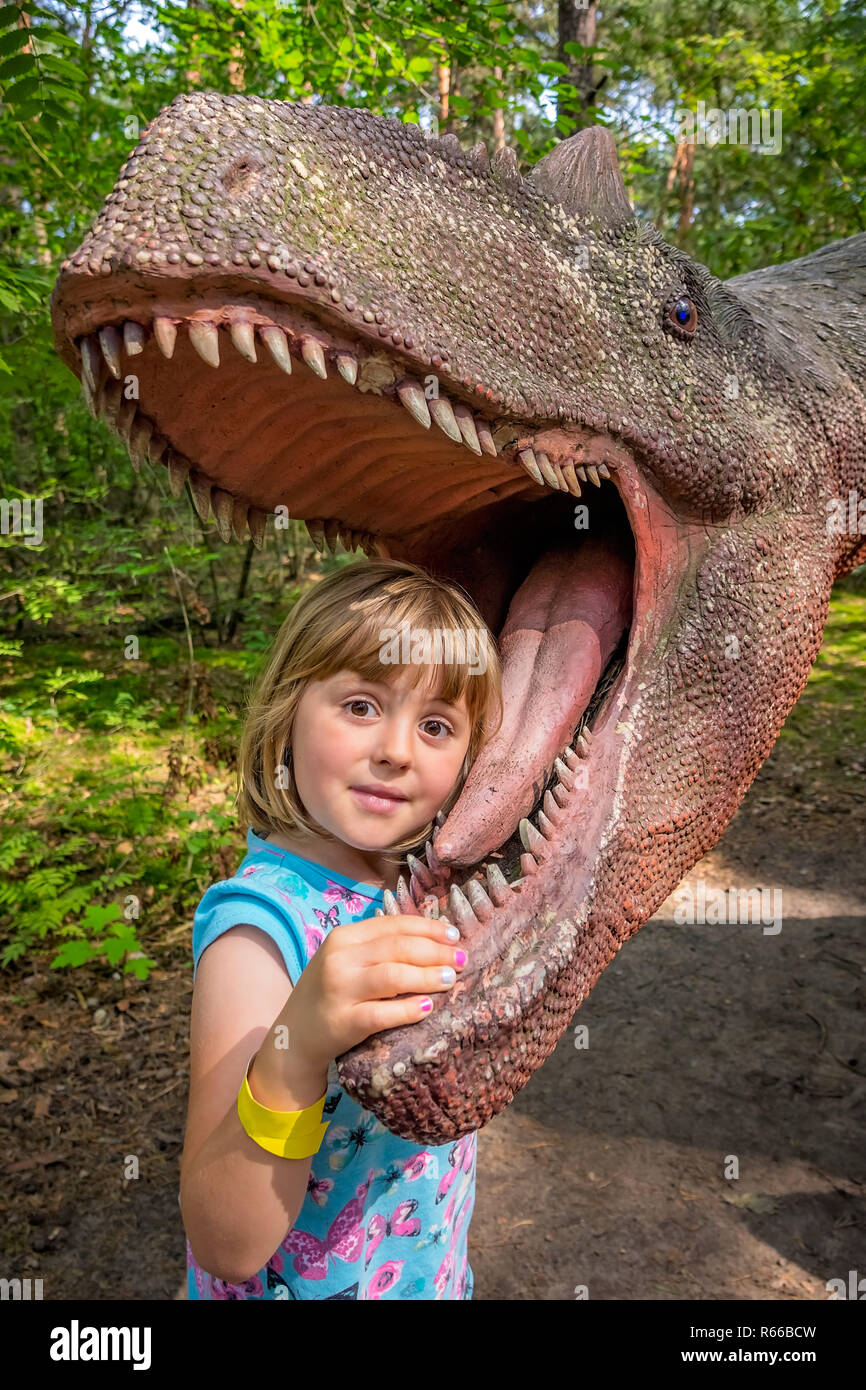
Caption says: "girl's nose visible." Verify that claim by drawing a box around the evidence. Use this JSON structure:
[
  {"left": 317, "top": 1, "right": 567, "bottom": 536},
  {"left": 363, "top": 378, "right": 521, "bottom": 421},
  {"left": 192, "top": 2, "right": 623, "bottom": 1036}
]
[{"left": 374, "top": 720, "right": 414, "bottom": 766}]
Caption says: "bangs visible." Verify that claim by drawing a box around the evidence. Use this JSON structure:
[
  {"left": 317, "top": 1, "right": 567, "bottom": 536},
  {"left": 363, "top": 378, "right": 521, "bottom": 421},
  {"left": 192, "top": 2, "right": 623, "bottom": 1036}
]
[{"left": 314, "top": 582, "right": 494, "bottom": 711}]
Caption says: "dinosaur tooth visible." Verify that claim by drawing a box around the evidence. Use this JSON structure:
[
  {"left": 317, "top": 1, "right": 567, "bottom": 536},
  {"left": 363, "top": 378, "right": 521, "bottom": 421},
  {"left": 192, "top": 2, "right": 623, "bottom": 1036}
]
[
  {"left": 475, "top": 418, "right": 498, "bottom": 455},
  {"left": 543, "top": 790, "right": 563, "bottom": 823},
  {"left": 519, "top": 852, "right": 539, "bottom": 876},
  {"left": 518, "top": 448, "right": 544, "bottom": 485},
  {"left": 537, "top": 809, "right": 556, "bottom": 838},
  {"left": 563, "top": 745, "right": 580, "bottom": 770},
  {"left": 395, "top": 874, "right": 419, "bottom": 913},
  {"left": 453, "top": 403, "right": 482, "bottom": 454},
  {"left": 153, "top": 316, "right": 177, "bottom": 359},
  {"left": 259, "top": 325, "right": 292, "bottom": 373},
  {"left": 122, "top": 321, "right": 147, "bottom": 356},
  {"left": 561, "top": 461, "right": 582, "bottom": 496},
  {"left": 167, "top": 452, "right": 189, "bottom": 498},
  {"left": 80, "top": 336, "right": 101, "bottom": 393},
  {"left": 429, "top": 396, "right": 462, "bottom": 443},
  {"left": 248, "top": 507, "right": 267, "bottom": 550},
  {"left": 586, "top": 464, "right": 601, "bottom": 487},
  {"left": 407, "top": 852, "right": 434, "bottom": 889},
  {"left": 448, "top": 884, "right": 478, "bottom": 929},
  {"left": 80, "top": 373, "right": 97, "bottom": 418},
  {"left": 189, "top": 321, "right": 220, "bottom": 368},
  {"left": 212, "top": 488, "right": 235, "bottom": 542},
  {"left": 371, "top": 537, "right": 392, "bottom": 558},
  {"left": 465, "top": 877, "right": 494, "bottom": 921},
  {"left": 382, "top": 888, "right": 400, "bottom": 916},
  {"left": 576, "top": 733, "right": 590, "bottom": 758},
  {"left": 598, "top": 461, "right": 611, "bottom": 478},
  {"left": 231, "top": 498, "right": 249, "bottom": 543},
  {"left": 147, "top": 432, "right": 168, "bottom": 466},
  {"left": 425, "top": 839, "right": 441, "bottom": 873},
  {"left": 323, "top": 518, "right": 340, "bottom": 553},
  {"left": 98, "top": 325, "right": 122, "bottom": 379},
  {"left": 434, "top": 810, "right": 447, "bottom": 828},
  {"left": 536, "top": 451, "right": 560, "bottom": 488},
  {"left": 229, "top": 321, "right": 257, "bottom": 362},
  {"left": 300, "top": 336, "right": 327, "bottom": 378},
  {"left": 483, "top": 862, "right": 512, "bottom": 906},
  {"left": 336, "top": 352, "right": 358, "bottom": 385},
  {"left": 551, "top": 781, "right": 570, "bottom": 808},
  {"left": 188, "top": 471, "right": 213, "bottom": 521},
  {"left": 396, "top": 377, "right": 431, "bottom": 429},
  {"left": 554, "top": 756, "right": 575, "bottom": 790},
  {"left": 128, "top": 416, "right": 152, "bottom": 471},
  {"left": 98, "top": 377, "right": 122, "bottom": 430},
  {"left": 305, "top": 518, "right": 326, "bottom": 552},
  {"left": 576, "top": 464, "right": 588, "bottom": 482},
  {"left": 519, "top": 817, "right": 547, "bottom": 857},
  {"left": 115, "top": 397, "right": 136, "bottom": 444}
]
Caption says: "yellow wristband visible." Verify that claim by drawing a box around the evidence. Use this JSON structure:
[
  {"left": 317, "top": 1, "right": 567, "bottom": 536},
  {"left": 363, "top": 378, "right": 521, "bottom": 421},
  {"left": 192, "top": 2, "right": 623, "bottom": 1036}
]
[{"left": 237, "top": 1054, "right": 330, "bottom": 1160}]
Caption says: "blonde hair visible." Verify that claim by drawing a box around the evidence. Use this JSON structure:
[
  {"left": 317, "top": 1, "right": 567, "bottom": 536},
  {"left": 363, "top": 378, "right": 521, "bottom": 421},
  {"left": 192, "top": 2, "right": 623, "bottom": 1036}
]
[{"left": 237, "top": 558, "right": 503, "bottom": 863}]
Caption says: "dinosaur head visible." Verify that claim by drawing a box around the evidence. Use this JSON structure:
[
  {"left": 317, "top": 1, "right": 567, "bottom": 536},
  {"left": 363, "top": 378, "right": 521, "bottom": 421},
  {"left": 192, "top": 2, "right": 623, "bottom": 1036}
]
[{"left": 50, "top": 93, "right": 865, "bottom": 1142}]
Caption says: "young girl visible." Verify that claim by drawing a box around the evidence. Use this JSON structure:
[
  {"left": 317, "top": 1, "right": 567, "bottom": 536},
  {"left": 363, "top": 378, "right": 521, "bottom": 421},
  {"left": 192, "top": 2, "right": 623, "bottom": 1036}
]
[{"left": 180, "top": 557, "right": 503, "bottom": 1301}]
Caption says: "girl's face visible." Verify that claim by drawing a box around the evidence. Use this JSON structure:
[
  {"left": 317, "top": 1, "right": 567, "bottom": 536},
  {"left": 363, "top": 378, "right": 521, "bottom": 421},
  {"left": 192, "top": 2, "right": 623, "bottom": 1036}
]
[{"left": 289, "top": 665, "right": 472, "bottom": 853}]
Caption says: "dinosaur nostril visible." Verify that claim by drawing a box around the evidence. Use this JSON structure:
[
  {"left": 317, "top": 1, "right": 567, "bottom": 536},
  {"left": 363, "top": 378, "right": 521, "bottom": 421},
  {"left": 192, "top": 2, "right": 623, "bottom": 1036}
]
[{"left": 221, "top": 153, "right": 262, "bottom": 195}]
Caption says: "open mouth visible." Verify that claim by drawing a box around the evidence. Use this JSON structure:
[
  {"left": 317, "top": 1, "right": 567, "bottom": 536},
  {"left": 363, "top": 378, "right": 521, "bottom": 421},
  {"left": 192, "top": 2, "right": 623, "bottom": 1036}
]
[{"left": 61, "top": 283, "right": 677, "bottom": 1138}]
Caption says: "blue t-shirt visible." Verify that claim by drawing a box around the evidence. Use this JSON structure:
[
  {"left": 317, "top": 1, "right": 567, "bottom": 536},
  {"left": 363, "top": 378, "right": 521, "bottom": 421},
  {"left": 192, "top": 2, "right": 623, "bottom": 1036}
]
[{"left": 186, "top": 828, "right": 476, "bottom": 1301}]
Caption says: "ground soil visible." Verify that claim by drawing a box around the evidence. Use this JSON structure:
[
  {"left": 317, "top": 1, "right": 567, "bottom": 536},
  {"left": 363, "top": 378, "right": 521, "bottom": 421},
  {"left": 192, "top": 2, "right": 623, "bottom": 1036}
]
[{"left": 2, "top": 732, "right": 864, "bottom": 1301}]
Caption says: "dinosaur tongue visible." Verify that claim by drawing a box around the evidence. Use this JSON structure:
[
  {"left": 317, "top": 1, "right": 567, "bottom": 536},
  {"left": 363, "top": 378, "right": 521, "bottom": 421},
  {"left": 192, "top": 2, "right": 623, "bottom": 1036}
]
[{"left": 436, "top": 529, "right": 633, "bottom": 867}]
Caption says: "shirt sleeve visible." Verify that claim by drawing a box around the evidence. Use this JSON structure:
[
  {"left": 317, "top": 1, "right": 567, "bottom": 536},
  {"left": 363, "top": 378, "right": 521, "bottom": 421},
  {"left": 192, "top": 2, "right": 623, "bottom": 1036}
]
[{"left": 191, "top": 879, "right": 307, "bottom": 986}]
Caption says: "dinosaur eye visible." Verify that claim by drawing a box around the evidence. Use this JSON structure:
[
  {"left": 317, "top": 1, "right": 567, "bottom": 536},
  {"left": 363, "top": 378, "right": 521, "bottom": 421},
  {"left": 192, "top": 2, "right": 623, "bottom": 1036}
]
[{"left": 666, "top": 296, "right": 698, "bottom": 337}]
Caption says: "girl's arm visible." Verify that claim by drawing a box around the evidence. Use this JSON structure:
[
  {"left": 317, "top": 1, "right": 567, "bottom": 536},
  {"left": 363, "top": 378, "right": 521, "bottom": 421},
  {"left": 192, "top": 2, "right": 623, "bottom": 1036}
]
[{"left": 179, "top": 924, "right": 328, "bottom": 1285}]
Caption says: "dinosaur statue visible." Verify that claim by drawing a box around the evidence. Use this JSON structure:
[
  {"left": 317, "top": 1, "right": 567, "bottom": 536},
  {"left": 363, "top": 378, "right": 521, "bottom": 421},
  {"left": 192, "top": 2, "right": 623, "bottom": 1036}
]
[{"left": 50, "top": 93, "right": 866, "bottom": 1145}]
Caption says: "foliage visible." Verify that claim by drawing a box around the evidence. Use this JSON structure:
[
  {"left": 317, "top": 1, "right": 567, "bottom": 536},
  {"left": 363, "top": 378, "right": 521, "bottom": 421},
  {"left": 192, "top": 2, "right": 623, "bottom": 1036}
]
[{"left": 0, "top": 2, "right": 863, "bottom": 977}]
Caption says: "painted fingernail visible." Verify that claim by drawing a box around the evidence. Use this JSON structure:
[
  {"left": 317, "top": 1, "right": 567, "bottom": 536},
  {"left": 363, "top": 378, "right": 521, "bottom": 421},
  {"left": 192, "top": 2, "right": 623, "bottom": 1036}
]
[
  {"left": 445, "top": 925, "right": 460, "bottom": 941},
  {"left": 454, "top": 950, "right": 467, "bottom": 968},
  {"left": 419, "top": 998, "right": 432, "bottom": 1012},
  {"left": 440, "top": 966, "right": 456, "bottom": 984}
]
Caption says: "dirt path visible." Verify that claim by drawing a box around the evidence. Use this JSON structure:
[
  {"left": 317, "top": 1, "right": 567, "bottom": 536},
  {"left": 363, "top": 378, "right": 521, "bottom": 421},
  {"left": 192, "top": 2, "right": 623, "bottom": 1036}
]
[{"left": 2, "top": 723, "right": 864, "bottom": 1300}]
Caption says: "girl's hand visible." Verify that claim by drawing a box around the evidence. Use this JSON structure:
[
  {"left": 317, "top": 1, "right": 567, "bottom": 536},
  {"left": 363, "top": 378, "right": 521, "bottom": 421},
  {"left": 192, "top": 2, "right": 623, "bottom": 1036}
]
[{"left": 284, "top": 914, "right": 468, "bottom": 1074}]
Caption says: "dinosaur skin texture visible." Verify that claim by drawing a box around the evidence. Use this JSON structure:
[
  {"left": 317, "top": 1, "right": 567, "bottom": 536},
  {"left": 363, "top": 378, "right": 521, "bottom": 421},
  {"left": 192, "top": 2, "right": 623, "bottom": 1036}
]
[{"left": 50, "top": 93, "right": 866, "bottom": 1143}]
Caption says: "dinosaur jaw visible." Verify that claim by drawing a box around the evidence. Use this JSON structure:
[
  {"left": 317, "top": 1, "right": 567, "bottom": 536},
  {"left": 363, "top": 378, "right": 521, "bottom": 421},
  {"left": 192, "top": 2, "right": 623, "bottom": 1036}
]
[{"left": 60, "top": 292, "right": 686, "bottom": 1142}]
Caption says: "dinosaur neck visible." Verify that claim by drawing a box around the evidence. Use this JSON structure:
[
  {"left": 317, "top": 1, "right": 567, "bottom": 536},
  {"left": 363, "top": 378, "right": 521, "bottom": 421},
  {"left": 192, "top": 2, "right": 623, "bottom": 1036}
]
[{"left": 728, "top": 232, "right": 866, "bottom": 580}]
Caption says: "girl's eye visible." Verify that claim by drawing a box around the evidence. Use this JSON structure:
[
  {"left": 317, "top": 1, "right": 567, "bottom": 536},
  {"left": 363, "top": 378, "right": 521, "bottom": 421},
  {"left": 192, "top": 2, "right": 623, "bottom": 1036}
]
[
  {"left": 345, "top": 698, "right": 376, "bottom": 718},
  {"left": 422, "top": 719, "right": 453, "bottom": 739}
]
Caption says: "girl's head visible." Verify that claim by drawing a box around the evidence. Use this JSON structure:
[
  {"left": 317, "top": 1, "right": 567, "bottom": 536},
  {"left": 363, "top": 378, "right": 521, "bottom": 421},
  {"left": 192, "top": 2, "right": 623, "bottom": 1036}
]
[{"left": 238, "top": 558, "right": 503, "bottom": 863}]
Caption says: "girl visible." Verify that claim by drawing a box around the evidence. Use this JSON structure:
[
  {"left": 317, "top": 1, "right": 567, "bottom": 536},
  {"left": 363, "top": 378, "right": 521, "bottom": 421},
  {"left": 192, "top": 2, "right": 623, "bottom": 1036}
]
[{"left": 180, "top": 557, "right": 503, "bottom": 1300}]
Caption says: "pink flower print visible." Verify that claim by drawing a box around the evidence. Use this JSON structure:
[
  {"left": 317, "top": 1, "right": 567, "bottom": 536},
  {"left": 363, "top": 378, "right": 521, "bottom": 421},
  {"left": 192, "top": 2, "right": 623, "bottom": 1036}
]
[
  {"left": 366, "top": 1260, "right": 404, "bottom": 1299},
  {"left": 241, "top": 864, "right": 263, "bottom": 877},
  {"left": 433, "top": 1248, "right": 455, "bottom": 1298},
  {"left": 364, "top": 1198, "right": 421, "bottom": 1268},
  {"left": 323, "top": 880, "right": 369, "bottom": 913},
  {"left": 282, "top": 1178, "right": 371, "bottom": 1280},
  {"left": 402, "top": 1150, "right": 437, "bottom": 1182},
  {"left": 305, "top": 922, "right": 325, "bottom": 956}
]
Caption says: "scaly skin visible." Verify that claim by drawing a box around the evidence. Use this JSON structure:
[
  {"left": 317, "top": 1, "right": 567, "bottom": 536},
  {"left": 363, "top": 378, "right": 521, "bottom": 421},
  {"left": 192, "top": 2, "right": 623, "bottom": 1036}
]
[{"left": 50, "top": 94, "right": 866, "bottom": 1143}]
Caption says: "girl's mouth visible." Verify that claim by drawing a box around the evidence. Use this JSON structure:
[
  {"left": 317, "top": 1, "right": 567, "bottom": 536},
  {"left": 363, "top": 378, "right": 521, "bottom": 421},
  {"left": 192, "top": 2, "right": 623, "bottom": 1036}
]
[{"left": 350, "top": 786, "right": 410, "bottom": 813}]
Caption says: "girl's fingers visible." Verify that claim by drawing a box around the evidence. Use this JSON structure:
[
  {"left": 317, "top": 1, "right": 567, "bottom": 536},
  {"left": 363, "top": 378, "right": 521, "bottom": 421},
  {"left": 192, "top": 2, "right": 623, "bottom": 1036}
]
[
  {"left": 357, "top": 994, "right": 440, "bottom": 1036},
  {"left": 362, "top": 960, "right": 463, "bottom": 1002},
  {"left": 363, "top": 933, "right": 467, "bottom": 971}
]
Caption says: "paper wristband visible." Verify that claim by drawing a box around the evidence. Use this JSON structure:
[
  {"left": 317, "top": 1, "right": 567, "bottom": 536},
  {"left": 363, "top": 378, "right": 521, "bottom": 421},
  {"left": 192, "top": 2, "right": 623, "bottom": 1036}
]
[{"left": 237, "top": 1054, "right": 330, "bottom": 1160}]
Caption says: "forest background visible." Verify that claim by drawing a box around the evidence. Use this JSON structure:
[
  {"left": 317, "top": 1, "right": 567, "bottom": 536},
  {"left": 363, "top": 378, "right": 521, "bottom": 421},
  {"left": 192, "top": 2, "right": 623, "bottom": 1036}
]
[{"left": 1, "top": 0, "right": 864, "bottom": 982}]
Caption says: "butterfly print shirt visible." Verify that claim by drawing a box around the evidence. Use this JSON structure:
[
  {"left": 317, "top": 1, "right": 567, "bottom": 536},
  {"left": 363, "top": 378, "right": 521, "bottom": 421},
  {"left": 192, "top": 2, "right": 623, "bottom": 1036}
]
[{"left": 186, "top": 828, "right": 476, "bottom": 1301}]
